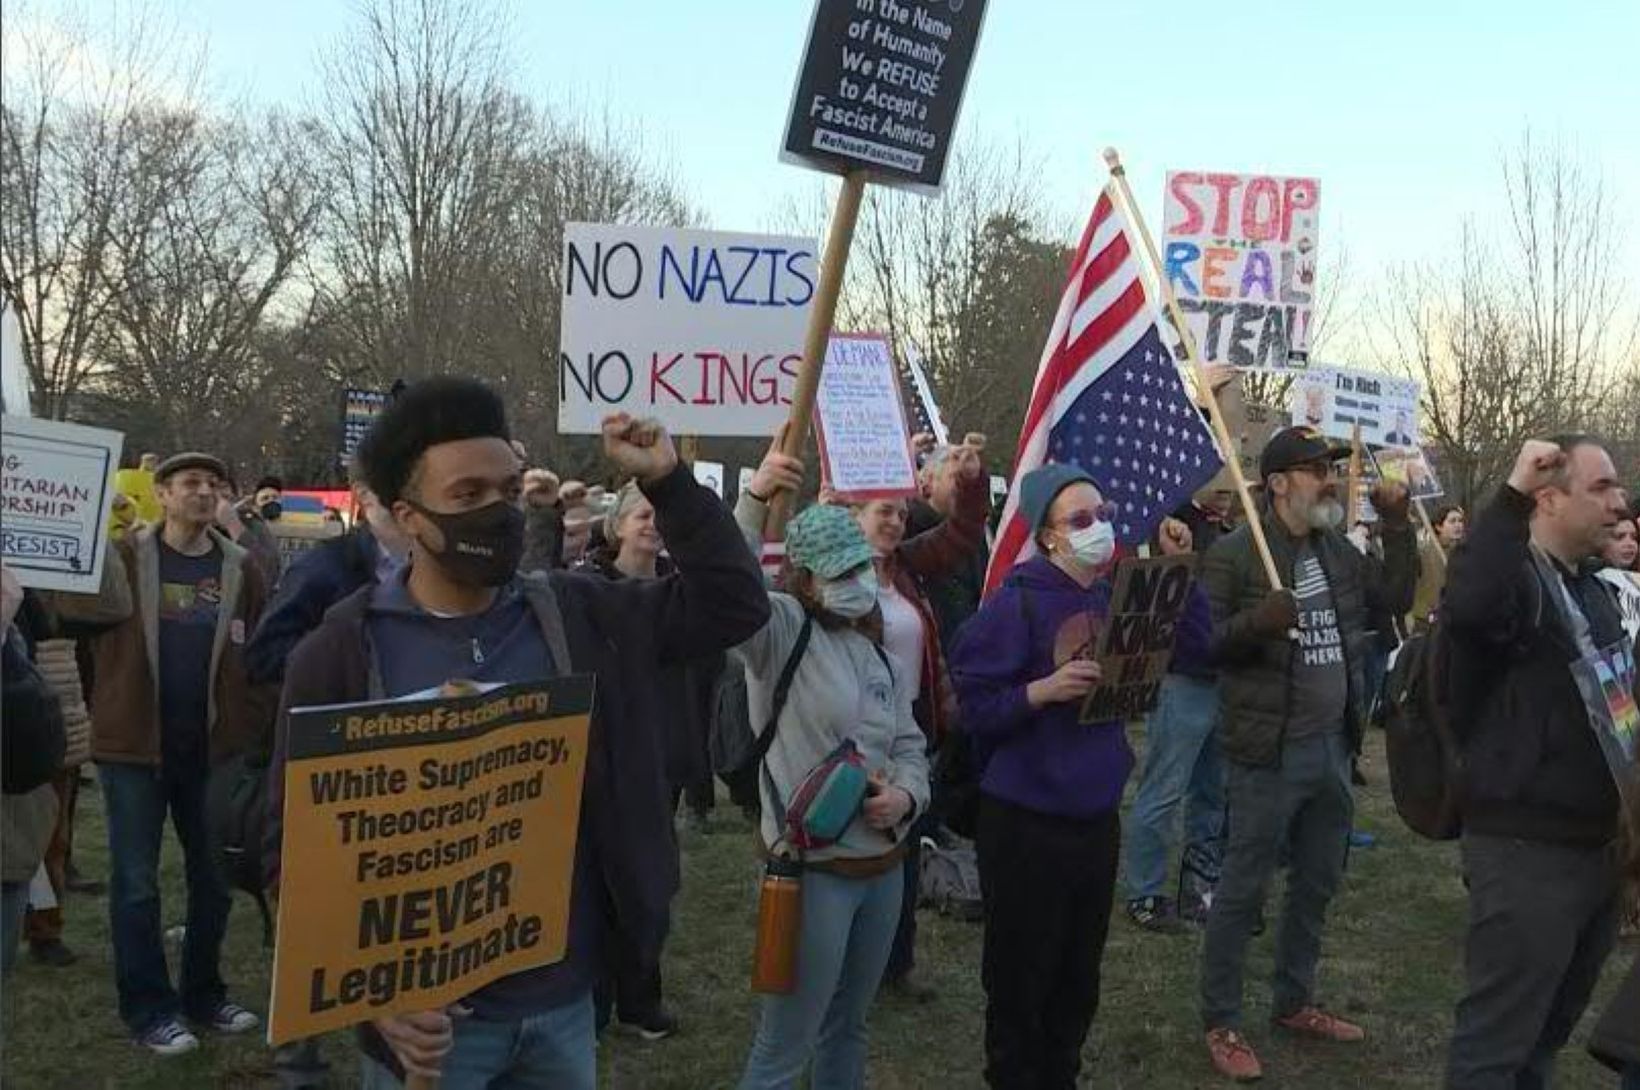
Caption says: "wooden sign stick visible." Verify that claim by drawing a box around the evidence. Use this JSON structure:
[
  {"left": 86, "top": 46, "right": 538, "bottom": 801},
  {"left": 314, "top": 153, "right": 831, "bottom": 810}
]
[
  {"left": 1102, "top": 147, "right": 1285, "bottom": 592},
  {"left": 767, "top": 172, "right": 868, "bottom": 537}
]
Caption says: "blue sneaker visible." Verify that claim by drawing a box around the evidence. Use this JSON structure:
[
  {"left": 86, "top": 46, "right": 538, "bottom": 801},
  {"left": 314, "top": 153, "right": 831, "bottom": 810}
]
[{"left": 1349, "top": 830, "right": 1378, "bottom": 849}]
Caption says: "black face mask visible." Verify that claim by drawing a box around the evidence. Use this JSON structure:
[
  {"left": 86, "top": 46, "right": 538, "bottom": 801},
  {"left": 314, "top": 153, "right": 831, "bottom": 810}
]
[
  {"left": 407, "top": 499, "right": 525, "bottom": 587},
  {"left": 259, "top": 501, "right": 283, "bottom": 522}
]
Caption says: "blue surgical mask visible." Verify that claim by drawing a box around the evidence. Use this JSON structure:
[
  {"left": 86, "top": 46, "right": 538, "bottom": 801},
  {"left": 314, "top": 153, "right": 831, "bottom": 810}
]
[{"left": 820, "top": 569, "right": 879, "bottom": 619}]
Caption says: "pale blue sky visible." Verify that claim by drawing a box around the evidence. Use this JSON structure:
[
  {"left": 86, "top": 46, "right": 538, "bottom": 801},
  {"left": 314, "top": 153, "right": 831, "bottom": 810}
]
[{"left": 63, "top": 0, "right": 1640, "bottom": 351}]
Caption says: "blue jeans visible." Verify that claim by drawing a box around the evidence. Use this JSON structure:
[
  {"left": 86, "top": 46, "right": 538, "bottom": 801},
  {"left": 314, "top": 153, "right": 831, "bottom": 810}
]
[
  {"left": 1122, "top": 675, "right": 1224, "bottom": 902},
  {"left": 360, "top": 992, "right": 595, "bottom": 1090},
  {"left": 1624, "top": 1064, "right": 1640, "bottom": 1090},
  {"left": 101, "top": 761, "right": 232, "bottom": 1033},
  {"left": 740, "top": 867, "right": 903, "bottom": 1089},
  {"left": 1, "top": 881, "right": 27, "bottom": 975}
]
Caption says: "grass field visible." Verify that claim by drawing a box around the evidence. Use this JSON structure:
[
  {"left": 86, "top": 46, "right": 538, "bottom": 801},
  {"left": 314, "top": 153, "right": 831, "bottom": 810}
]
[{"left": 2, "top": 731, "right": 1629, "bottom": 1089}]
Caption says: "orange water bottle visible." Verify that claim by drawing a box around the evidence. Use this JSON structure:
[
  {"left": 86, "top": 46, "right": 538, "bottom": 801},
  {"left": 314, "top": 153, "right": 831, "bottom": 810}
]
[{"left": 750, "top": 856, "right": 803, "bottom": 994}]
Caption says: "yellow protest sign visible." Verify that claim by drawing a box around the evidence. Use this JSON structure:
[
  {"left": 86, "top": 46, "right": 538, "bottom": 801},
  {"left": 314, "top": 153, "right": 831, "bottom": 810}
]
[{"left": 268, "top": 678, "right": 592, "bottom": 1045}]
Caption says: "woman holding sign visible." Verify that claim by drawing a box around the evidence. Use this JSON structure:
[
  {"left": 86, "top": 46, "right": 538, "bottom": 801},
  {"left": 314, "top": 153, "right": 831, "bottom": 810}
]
[
  {"left": 731, "top": 436, "right": 930, "bottom": 1090},
  {"left": 948, "top": 463, "right": 1138, "bottom": 1090}
]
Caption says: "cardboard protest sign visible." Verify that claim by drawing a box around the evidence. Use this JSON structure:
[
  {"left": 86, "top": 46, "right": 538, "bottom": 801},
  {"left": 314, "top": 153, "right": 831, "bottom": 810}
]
[
  {"left": 781, "top": 0, "right": 988, "bottom": 193},
  {"left": 1371, "top": 445, "right": 1443, "bottom": 500},
  {"left": 814, "top": 334, "right": 918, "bottom": 500},
  {"left": 1162, "top": 172, "right": 1320, "bottom": 370},
  {"left": 269, "top": 678, "right": 592, "bottom": 1045},
  {"left": 2, "top": 415, "right": 122, "bottom": 593},
  {"left": 340, "top": 388, "right": 387, "bottom": 467},
  {"left": 1, "top": 301, "right": 30, "bottom": 417},
  {"left": 1289, "top": 366, "right": 1420, "bottom": 448},
  {"left": 558, "top": 224, "right": 818, "bottom": 437},
  {"left": 1080, "top": 555, "right": 1197, "bottom": 723},
  {"left": 692, "top": 459, "right": 726, "bottom": 498}
]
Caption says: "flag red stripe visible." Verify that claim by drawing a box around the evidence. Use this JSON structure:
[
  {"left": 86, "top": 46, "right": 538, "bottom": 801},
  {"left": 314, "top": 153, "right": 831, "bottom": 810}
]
[{"left": 1058, "top": 278, "right": 1146, "bottom": 374}]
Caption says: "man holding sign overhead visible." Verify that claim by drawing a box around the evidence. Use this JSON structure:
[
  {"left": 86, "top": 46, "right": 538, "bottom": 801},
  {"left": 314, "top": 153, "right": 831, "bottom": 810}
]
[{"left": 265, "top": 378, "right": 769, "bottom": 1088}]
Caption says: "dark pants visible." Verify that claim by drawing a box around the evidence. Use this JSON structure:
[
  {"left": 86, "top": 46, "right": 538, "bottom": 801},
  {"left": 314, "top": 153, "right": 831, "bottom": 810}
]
[
  {"left": 101, "top": 761, "right": 232, "bottom": 1034},
  {"left": 976, "top": 795, "right": 1119, "bottom": 1090},
  {"left": 24, "top": 769, "right": 79, "bottom": 946},
  {"left": 1202, "top": 731, "right": 1353, "bottom": 1030},
  {"left": 595, "top": 886, "right": 670, "bottom": 1028},
  {"left": 1446, "top": 834, "right": 1619, "bottom": 1090},
  {"left": 884, "top": 812, "right": 936, "bottom": 983}
]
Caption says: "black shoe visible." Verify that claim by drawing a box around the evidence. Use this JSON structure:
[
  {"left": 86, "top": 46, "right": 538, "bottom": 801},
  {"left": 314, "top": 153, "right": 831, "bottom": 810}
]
[
  {"left": 622, "top": 1009, "right": 679, "bottom": 1042},
  {"left": 882, "top": 973, "right": 938, "bottom": 1004},
  {"left": 29, "top": 940, "right": 78, "bottom": 967},
  {"left": 1126, "top": 896, "right": 1190, "bottom": 935},
  {"left": 64, "top": 862, "right": 106, "bottom": 896}
]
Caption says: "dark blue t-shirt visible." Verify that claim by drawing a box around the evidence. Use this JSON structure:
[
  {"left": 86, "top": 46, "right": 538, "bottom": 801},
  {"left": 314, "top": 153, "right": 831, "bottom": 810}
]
[
  {"left": 157, "top": 541, "right": 223, "bottom": 770},
  {"left": 367, "top": 574, "right": 596, "bottom": 1019}
]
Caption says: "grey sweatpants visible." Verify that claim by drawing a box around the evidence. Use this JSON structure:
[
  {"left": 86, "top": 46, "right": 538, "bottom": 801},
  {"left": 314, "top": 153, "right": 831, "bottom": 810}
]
[
  {"left": 1446, "top": 834, "right": 1618, "bottom": 1090},
  {"left": 1201, "top": 731, "right": 1353, "bottom": 1030}
]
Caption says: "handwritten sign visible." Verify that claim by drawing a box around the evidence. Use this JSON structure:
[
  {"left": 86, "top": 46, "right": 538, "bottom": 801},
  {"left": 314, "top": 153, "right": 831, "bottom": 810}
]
[
  {"left": 269, "top": 678, "right": 592, "bottom": 1045},
  {"left": 1162, "top": 172, "right": 1320, "bottom": 370},
  {"left": 692, "top": 459, "right": 726, "bottom": 498},
  {"left": 1289, "top": 366, "right": 1421, "bottom": 448},
  {"left": 2, "top": 415, "right": 122, "bottom": 593},
  {"left": 340, "top": 388, "right": 387, "bottom": 467},
  {"left": 815, "top": 334, "right": 918, "bottom": 500},
  {"left": 1079, "top": 555, "right": 1197, "bottom": 723},
  {"left": 781, "top": 0, "right": 989, "bottom": 194},
  {"left": 557, "top": 224, "right": 818, "bottom": 437}
]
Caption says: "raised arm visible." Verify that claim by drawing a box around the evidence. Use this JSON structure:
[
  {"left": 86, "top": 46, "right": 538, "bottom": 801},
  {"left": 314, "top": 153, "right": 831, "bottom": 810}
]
[{"left": 897, "top": 449, "right": 989, "bottom": 581}]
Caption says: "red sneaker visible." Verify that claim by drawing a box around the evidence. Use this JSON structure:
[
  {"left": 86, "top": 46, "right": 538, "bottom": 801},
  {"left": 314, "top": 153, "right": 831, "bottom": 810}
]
[
  {"left": 1205, "top": 1028, "right": 1263, "bottom": 1082},
  {"left": 1273, "top": 1006, "right": 1365, "bottom": 1042}
]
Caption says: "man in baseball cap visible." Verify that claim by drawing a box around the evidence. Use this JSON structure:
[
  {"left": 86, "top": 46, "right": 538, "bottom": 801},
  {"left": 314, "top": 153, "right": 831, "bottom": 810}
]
[{"left": 1199, "top": 424, "right": 1369, "bottom": 1080}]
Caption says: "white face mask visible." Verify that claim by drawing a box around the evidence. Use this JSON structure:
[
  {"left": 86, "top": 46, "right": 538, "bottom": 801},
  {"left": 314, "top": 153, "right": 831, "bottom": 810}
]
[
  {"left": 820, "top": 569, "right": 879, "bottom": 619},
  {"left": 1065, "top": 521, "right": 1116, "bottom": 568}
]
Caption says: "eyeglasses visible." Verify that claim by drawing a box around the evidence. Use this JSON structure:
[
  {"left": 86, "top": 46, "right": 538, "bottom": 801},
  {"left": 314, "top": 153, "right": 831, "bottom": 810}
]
[
  {"left": 1287, "top": 461, "right": 1334, "bottom": 481},
  {"left": 1055, "top": 503, "right": 1118, "bottom": 531}
]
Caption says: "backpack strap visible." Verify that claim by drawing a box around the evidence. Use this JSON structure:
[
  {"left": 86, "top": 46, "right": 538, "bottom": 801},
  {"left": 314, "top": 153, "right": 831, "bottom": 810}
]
[{"left": 743, "top": 615, "right": 814, "bottom": 774}]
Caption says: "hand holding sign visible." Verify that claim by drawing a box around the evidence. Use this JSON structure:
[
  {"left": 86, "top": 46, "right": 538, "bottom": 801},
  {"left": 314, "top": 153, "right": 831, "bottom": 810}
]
[
  {"left": 601, "top": 414, "right": 678, "bottom": 485},
  {"left": 374, "top": 1008, "right": 455, "bottom": 1079},
  {"left": 749, "top": 424, "right": 805, "bottom": 502},
  {"left": 1027, "top": 659, "right": 1104, "bottom": 709}
]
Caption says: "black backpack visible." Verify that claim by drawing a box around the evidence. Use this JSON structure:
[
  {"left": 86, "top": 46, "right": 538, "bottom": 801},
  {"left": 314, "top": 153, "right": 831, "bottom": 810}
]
[
  {"left": 206, "top": 752, "right": 274, "bottom": 946},
  {"left": 1382, "top": 621, "right": 1463, "bottom": 840}
]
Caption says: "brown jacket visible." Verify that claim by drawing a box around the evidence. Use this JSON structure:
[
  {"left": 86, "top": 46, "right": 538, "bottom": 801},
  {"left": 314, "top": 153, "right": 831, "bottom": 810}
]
[{"left": 88, "top": 525, "right": 275, "bottom": 768}]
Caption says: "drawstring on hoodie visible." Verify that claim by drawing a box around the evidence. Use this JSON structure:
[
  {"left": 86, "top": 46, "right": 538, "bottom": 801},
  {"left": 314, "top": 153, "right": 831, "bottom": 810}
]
[{"left": 470, "top": 638, "right": 485, "bottom": 665}]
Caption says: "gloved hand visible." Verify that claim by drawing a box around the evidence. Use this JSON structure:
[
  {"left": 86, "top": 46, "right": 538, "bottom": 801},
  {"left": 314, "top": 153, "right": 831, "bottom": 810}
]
[{"left": 1247, "top": 589, "right": 1298, "bottom": 638}]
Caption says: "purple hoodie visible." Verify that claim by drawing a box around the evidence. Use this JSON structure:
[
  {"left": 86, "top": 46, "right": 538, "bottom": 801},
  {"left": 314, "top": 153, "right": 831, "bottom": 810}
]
[{"left": 950, "top": 555, "right": 1135, "bottom": 819}]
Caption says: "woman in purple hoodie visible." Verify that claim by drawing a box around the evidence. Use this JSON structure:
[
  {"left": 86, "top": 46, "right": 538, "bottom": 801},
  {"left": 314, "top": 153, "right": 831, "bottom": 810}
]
[{"left": 950, "top": 462, "right": 1132, "bottom": 1090}]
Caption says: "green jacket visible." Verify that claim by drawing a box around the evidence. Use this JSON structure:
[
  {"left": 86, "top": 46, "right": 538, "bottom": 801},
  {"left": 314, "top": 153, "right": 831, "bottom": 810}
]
[{"left": 1201, "top": 507, "right": 1369, "bottom": 767}]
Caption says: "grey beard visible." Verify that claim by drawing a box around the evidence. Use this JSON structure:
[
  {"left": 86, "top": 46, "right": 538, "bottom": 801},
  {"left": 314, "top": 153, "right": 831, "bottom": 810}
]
[{"left": 1308, "top": 499, "right": 1345, "bottom": 531}]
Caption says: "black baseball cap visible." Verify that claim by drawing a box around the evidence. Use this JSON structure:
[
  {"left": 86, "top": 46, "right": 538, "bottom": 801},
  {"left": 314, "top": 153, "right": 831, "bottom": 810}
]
[{"left": 1259, "top": 426, "right": 1352, "bottom": 479}]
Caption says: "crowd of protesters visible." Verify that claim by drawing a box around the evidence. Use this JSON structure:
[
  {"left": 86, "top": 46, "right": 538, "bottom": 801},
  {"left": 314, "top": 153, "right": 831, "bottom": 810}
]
[{"left": 2, "top": 370, "right": 1637, "bottom": 1090}]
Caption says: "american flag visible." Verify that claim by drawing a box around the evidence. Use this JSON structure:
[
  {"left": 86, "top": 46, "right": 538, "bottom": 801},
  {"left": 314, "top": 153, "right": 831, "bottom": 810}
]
[
  {"left": 897, "top": 340, "right": 949, "bottom": 446},
  {"left": 984, "top": 185, "right": 1223, "bottom": 594}
]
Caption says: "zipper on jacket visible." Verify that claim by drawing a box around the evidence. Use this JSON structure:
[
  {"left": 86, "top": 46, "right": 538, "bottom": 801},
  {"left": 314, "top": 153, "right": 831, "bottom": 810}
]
[{"left": 471, "top": 638, "right": 484, "bottom": 666}]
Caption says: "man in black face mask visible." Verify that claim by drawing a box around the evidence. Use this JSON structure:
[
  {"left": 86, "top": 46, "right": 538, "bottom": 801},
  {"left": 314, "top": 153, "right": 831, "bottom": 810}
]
[{"left": 263, "top": 377, "right": 769, "bottom": 1089}]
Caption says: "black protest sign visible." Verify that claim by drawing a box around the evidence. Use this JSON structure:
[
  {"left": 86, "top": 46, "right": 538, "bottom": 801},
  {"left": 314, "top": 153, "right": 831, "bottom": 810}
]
[
  {"left": 782, "top": 0, "right": 988, "bottom": 193},
  {"left": 1079, "top": 555, "right": 1197, "bottom": 724}
]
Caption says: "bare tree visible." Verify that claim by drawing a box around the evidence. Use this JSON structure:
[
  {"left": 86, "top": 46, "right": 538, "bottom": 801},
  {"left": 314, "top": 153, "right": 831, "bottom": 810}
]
[{"left": 0, "top": 3, "right": 197, "bottom": 418}]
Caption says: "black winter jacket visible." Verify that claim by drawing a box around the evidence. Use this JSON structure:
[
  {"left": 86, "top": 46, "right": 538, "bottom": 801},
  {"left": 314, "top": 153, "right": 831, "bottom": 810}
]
[
  {"left": 1445, "top": 486, "right": 1629, "bottom": 845},
  {"left": 1201, "top": 507, "right": 1368, "bottom": 767}
]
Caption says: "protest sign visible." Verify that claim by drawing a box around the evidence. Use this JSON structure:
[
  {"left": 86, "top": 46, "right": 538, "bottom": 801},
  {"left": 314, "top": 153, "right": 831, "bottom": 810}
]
[
  {"left": 558, "top": 224, "right": 818, "bottom": 437},
  {"left": 989, "top": 474, "right": 1007, "bottom": 506},
  {"left": 814, "top": 334, "right": 918, "bottom": 500},
  {"left": 1161, "top": 172, "right": 1320, "bottom": 370},
  {"left": 269, "top": 678, "right": 592, "bottom": 1045},
  {"left": 1, "top": 301, "right": 30, "bottom": 417},
  {"left": 1079, "top": 555, "right": 1197, "bottom": 723},
  {"left": 692, "top": 459, "right": 726, "bottom": 498},
  {"left": 340, "top": 389, "right": 388, "bottom": 467},
  {"left": 2, "top": 415, "right": 121, "bottom": 593},
  {"left": 269, "top": 520, "right": 345, "bottom": 576},
  {"left": 738, "top": 466, "right": 756, "bottom": 501},
  {"left": 1372, "top": 445, "right": 1443, "bottom": 500},
  {"left": 1288, "top": 366, "right": 1421, "bottom": 449},
  {"left": 781, "top": 0, "right": 989, "bottom": 193}
]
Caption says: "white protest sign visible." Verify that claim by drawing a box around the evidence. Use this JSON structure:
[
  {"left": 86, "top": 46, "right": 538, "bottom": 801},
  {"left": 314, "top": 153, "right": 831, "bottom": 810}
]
[
  {"left": 692, "top": 459, "right": 726, "bottom": 498},
  {"left": 2, "top": 415, "right": 122, "bottom": 593},
  {"left": 1373, "top": 446, "right": 1444, "bottom": 501},
  {"left": 815, "top": 334, "right": 917, "bottom": 500},
  {"left": 989, "top": 475, "right": 1007, "bottom": 504},
  {"left": 1, "top": 302, "right": 31, "bottom": 417},
  {"left": 1162, "top": 172, "right": 1319, "bottom": 370},
  {"left": 738, "top": 467, "right": 756, "bottom": 500},
  {"left": 1288, "top": 366, "right": 1421, "bottom": 448},
  {"left": 557, "top": 223, "right": 818, "bottom": 437}
]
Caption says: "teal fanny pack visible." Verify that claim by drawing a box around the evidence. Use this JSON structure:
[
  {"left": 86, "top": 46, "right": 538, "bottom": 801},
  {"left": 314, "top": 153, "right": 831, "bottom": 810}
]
[{"left": 783, "top": 739, "right": 870, "bottom": 852}]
